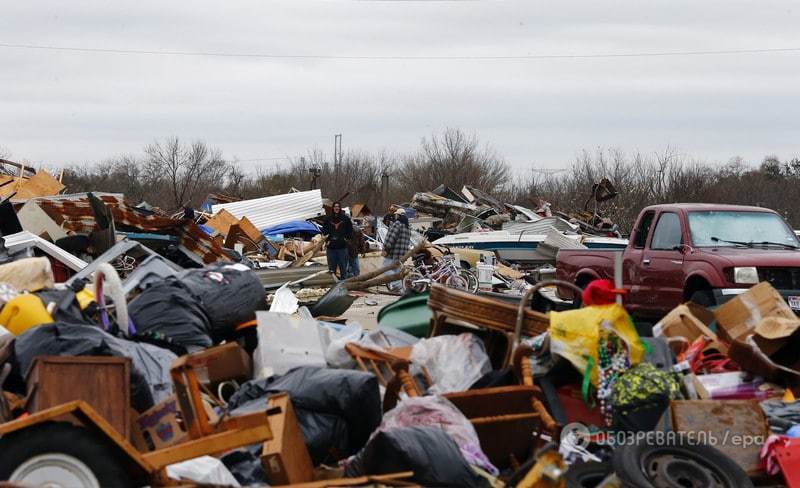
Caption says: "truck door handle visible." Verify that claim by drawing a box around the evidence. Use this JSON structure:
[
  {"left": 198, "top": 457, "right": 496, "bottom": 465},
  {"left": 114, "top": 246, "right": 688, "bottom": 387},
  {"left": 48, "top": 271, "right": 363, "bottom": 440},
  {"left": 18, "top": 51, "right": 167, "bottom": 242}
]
[{"left": 643, "top": 259, "right": 651, "bottom": 265}]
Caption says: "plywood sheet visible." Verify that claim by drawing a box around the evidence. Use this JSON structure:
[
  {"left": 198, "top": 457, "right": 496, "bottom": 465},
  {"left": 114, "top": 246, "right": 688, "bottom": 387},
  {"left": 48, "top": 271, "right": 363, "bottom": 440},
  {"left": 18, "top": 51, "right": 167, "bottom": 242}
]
[{"left": 14, "top": 171, "right": 64, "bottom": 200}]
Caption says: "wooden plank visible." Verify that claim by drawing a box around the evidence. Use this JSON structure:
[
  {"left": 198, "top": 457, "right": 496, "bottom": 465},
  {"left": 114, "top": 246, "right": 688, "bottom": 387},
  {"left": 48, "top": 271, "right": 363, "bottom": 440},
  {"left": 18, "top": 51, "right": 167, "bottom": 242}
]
[
  {"left": 261, "top": 393, "right": 314, "bottom": 485},
  {"left": 0, "top": 400, "right": 154, "bottom": 474},
  {"left": 205, "top": 208, "right": 238, "bottom": 236},
  {"left": 142, "top": 417, "right": 273, "bottom": 469},
  {"left": 283, "top": 472, "right": 416, "bottom": 488},
  {"left": 14, "top": 170, "right": 64, "bottom": 200}
]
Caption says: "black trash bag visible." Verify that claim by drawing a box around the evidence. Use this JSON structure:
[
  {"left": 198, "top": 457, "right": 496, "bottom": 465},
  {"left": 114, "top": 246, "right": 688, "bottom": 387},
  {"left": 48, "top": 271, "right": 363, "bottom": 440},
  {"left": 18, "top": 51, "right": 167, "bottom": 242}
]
[
  {"left": 129, "top": 278, "right": 213, "bottom": 352},
  {"left": 178, "top": 264, "right": 266, "bottom": 341},
  {"left": 221, "top": 445, "right": 268, "bottom": 486},
  {"left": 12, "top": 322, "right": 177, "bottom": 412},
  {"left": 344, "top": 426, "right": 488, "bottom": 488},
  {"left": 229, "top": 367, "right": 381, "bottom": 464},
  {"left": 35, "top": 289, "right": 94, "bottom": 325}
]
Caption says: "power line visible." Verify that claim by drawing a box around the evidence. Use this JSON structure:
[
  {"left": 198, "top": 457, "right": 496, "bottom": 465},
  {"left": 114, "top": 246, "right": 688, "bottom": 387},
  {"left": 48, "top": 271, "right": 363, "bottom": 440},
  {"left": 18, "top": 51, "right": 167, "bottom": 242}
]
[{"left": 1, "top": 41, "right": 799, "bottom": 61}]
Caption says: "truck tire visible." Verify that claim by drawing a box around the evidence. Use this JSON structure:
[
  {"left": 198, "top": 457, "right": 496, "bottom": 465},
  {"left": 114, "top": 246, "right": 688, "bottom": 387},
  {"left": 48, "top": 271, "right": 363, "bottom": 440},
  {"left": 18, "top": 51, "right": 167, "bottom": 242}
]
[
  {"left": 690, "top": 289, "right": 715, "bottom": 308},
  {"left": 612, "top": 431, "right": 752, "bottom": 488},
  {"left": 0, "top": 422, "right": 134, "bottom": 488},
  {"left": 564, "top": 460, "right": 613, "bottom": 487}
]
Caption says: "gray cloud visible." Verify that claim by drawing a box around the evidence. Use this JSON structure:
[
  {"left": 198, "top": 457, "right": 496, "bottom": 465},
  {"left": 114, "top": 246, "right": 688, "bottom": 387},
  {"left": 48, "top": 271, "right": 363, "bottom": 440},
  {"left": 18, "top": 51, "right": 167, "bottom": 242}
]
[{"left": 1, "top": 0, "right": 799, "bottom": 172}]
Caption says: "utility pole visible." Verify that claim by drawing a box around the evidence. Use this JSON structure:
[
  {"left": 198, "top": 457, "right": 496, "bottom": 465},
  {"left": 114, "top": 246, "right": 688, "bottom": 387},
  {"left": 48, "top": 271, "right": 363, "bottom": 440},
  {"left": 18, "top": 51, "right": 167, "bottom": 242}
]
[
  {"left": 334, "top": 134, "right": 342, "bottom": 173},
  {"left": 381, "top": 170, "right": 389, "bottom": 209}
]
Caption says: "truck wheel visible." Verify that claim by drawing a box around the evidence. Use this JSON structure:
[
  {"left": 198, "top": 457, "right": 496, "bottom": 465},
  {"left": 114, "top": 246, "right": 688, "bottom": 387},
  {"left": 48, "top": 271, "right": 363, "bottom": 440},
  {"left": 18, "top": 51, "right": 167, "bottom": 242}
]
[
  {"left": 0, "top": 422, "right": 134, "bottom": 488},
  {"left": 612, "top": 431, "right": 752, "bottom": 488},
  {"left": 690, "top": 289, "right": 715, "bottom": 308}
]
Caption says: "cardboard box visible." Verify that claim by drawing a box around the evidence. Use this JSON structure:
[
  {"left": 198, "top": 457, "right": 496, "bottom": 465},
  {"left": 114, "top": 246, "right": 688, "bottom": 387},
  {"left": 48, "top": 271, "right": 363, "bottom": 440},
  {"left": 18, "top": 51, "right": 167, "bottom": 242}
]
[
  {"left": 715, "top": 282, "right": 800, "bottom": 343},
  {"left": 189, "top": 342, "right": 252, "bottom": 386},
  {"left": 670, "top": 399, "right": 769, "bottom": 476},
  {"left": 691, "top": 371, "right": 783, "bottom": 400},
  {"left": 131, "top": 395, "right": 188, "bottom": 452},
  {"left": 653, "top": 303, "right": 717, "bottom": 343}
]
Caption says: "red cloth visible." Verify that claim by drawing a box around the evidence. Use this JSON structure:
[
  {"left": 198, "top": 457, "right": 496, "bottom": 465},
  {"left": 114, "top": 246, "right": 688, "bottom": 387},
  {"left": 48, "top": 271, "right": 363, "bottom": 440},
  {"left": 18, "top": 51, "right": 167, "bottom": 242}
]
[{"left": 582, "top": 279, "right": 626, "bottom": 306}]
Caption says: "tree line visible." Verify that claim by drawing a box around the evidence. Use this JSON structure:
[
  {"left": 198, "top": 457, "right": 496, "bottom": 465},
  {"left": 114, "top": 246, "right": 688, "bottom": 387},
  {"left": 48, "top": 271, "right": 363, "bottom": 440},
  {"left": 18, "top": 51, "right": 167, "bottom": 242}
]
[{"left": 58, "top": 129, "right": 800, "bottom": 232}]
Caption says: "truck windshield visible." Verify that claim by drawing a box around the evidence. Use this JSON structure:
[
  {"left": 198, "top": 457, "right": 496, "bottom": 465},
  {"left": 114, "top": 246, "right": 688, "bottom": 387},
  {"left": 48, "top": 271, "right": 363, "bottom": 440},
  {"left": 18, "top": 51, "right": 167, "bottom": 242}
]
[{"left": 688, "top": 211, "right": 799, "bottom": 248}]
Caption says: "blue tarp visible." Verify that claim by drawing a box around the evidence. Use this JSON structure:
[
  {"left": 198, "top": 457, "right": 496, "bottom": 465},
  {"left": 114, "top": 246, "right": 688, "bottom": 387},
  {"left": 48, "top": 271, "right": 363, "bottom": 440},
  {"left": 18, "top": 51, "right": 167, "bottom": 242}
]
[
  {"left": 261, "top": 220, "right": 320, "bottom": 237},
  {"left": 198, "top": 224, "right": 214, "bottom": 235}
]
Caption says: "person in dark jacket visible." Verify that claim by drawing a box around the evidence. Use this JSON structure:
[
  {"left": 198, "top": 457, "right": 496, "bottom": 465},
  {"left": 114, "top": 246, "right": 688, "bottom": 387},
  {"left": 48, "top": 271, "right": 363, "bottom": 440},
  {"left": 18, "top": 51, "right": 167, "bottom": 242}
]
[
  {"left": 321, "top": 201, "right": 353, "bottom": 278},
  {"left": 346, "top": 226, "right": 368, "bottom": 278}
]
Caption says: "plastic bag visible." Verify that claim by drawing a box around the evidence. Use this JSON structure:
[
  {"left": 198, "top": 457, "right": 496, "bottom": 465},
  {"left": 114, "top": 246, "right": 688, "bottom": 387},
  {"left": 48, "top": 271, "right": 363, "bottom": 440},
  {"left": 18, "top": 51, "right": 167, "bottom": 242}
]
[
  {"left": 166, "top": 456, "right": 241, "bottom": 486},
  {"left": 548, "top": 304, "right": 645, "bottom": 386},
  {"left": 228, "top": 366, "right": 381, "bottom": 464},
  {"left": 179, "top": 264, "right": 266, "bottom": 340},
  {"left": 13, "top": 322, "right": 177, "bottom": 410},
  {"left": 129, "top": 278, "right": 212, "bottom": 352},
  {"left": 363, "top": 395, "right": 497, "bottom": 475},
  {"left": 270, "top": 284, "right": 299, "bottom": 314},
  {"left": 324, "top": 323, "right": 364, "bottom": 368},
  {"left": 344, "top": 426, "right": 487, "bottom": 487},
  {"left": 410, "top": 333, "right": 491, "bottom": 394}
]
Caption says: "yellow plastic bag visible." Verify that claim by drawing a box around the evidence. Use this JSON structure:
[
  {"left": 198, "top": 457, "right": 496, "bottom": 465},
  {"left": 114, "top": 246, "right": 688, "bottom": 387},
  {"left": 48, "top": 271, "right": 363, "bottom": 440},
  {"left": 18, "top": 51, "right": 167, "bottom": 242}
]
[{"left": 549, "top": 303, "right": 644, "bottom": 387}]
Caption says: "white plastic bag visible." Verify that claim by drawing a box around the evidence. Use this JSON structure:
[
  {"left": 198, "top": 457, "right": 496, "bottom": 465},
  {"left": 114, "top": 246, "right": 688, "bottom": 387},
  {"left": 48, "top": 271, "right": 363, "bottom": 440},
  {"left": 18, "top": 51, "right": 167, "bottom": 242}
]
[
  {"left": 410, "top": 333, "right": 491, "bottom": 394},
  {"left": 324, "top": 323, "right": 364, "bottom": 368},
  {"left": 166, "top": 455, "right": 240, "bottom": 486},
  {"left": 270, "top": 284, "right": 299, "bottom": 314}
]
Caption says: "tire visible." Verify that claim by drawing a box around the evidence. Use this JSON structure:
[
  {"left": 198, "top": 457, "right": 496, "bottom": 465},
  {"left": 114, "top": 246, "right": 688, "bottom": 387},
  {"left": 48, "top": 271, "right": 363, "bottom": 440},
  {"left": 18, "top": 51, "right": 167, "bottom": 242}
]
[
  {"left": 402, "top": 272, "right": 428, "bottom": 293},
  {"left": 459, "top": 269, "right": 479, "bottom": 293},
  {"left": 565, "top": 460, "right": 613, "bottom": 487},
  {"left": 445, "top": 274, "right": 468, "bottom": 290},
  {"left": 0, "top": 422, "right": 135, "bottom": 488},
  {"left": 612, "top": 431, "right": 753, "bottom": 488},
  {"left": 690, "top": 289, "right": 716, "bottom": 308}
]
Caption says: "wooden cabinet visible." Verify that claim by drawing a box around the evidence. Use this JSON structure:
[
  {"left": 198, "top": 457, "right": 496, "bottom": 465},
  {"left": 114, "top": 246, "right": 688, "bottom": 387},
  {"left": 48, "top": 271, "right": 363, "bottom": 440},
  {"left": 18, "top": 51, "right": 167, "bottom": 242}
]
[{"left": 26, "top": 356, "right": 131, "bottom": 439}]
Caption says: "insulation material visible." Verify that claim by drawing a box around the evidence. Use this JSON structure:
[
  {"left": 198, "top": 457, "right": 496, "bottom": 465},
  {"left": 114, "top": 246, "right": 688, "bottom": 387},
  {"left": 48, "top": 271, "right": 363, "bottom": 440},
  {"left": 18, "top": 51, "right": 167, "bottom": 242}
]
[{"left": 0, "top": 257, "right": 54, "bottom": 292}]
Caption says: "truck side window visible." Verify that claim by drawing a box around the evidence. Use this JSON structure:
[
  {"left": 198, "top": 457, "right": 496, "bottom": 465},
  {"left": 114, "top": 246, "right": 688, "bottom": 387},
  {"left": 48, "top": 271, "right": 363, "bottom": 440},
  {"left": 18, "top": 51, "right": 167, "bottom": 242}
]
[
  {"left": 651, "top": 212, "right": 682, "bottom": 250},
  {"left": 634, "top": 211, "right": 655, "bottom": 248}
]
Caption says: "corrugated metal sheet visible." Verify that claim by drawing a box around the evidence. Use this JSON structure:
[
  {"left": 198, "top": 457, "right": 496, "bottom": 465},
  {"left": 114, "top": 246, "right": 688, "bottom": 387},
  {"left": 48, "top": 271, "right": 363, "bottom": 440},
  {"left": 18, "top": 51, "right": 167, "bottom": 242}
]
[
  {"left": 211, "top": 190, "right": 324, "bottom": 231},
  {"left": 32, "top": 193, "right": 229, "bottom": 264}
]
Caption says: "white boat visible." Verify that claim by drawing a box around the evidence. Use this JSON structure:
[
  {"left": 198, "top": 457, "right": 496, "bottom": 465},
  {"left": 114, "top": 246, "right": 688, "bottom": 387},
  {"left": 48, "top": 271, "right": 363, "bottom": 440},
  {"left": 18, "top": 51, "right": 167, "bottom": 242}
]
[{"left": 433, "top": 229, "right": 627, "bottom": 264}]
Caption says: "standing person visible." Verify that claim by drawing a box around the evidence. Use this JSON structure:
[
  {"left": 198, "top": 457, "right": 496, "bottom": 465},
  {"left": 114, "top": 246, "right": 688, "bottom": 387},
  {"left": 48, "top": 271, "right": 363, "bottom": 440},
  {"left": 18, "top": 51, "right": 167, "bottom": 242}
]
[
  {"left": 346, "top": 225, "right": 367, "bottom": 278},
  {"left": 382, "top": 208, "right": 412, "bottom": 291},
  {"left": 321, "top": 201, "right": 353, "bottom": 278}
]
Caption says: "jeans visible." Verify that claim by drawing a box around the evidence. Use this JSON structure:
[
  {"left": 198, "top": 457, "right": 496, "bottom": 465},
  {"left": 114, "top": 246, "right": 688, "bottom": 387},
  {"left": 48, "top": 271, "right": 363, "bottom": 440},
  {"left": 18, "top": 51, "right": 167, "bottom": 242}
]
[
  {"left": 347, "top": 253, "right": 360, "bottom": 278},
  {"left": 327, "top": 248, "right": 349, "bottom": 278},
  {"left": 382, "top": 257, "right": 402, "bottom": 290}
]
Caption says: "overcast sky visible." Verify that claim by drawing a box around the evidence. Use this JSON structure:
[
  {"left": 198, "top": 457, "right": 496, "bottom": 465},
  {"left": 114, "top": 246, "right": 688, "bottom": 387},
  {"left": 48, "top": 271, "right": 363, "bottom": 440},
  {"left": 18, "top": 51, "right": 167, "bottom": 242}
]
[{"left": 1, "top": 1, "right": 798, "bottom": 173}]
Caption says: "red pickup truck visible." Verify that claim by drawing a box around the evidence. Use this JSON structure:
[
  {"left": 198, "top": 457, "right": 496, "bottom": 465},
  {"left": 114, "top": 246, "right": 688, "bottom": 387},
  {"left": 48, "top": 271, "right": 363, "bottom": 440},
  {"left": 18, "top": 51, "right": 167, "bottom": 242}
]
[{"left": 556, "top": 203, "right": 800, "bottom": 319}]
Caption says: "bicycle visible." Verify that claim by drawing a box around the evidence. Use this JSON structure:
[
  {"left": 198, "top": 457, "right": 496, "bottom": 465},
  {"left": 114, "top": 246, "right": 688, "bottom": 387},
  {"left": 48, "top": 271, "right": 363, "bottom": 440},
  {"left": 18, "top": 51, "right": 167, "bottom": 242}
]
[{"left": 402, "top": 254, "right": 477, "bottom": 293}]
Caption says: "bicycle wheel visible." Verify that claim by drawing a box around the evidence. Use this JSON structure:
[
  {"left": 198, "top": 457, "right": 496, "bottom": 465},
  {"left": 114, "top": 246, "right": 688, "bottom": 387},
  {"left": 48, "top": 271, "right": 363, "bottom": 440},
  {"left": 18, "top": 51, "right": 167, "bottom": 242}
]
[
  {"left": 445, "top": 274, "right": 468, "bottom": 290},
  {"left": 403, "top": 272, "right": 429, "bottom": 293},
  {"left": 459, "top": 269, "right": 479, "bottom": 293}
]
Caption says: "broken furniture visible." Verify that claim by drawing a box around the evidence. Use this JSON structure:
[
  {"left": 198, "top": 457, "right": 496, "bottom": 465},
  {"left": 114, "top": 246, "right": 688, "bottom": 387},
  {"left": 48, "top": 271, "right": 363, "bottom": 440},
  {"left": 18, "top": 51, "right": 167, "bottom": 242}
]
[
  {"left": 25, "top": 356, "right": 131, "bottom": 440},
  {"left": 0, "top": 344, "right": 276, "bottom": 485},
  {"left": 427, "top": 283, "right": 549, "bottom": 368}
]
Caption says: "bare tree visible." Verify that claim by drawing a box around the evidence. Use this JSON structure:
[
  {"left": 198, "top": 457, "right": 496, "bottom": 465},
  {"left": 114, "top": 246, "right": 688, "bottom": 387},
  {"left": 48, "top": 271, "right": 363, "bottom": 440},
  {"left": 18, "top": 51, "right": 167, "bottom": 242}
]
[{"left": 144, "top": 137, "right": 230, "bottom": 210}]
